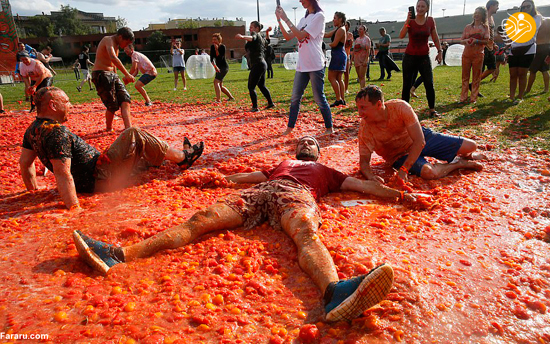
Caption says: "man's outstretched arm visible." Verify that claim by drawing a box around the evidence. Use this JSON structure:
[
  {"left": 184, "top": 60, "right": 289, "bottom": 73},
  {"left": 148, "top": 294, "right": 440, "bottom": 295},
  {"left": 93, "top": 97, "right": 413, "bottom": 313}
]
[
  {"left": 50, "top": 158, "right": 80, "bottom": 209},
  {"left": 19, "top": 148, "right": 38, "bottom": 190},
  {"left": 225, "top": 171, "right": 268, "bottom": 184},
  {"left": 340, "top": 177, "right": 415, "bottom": 202}
]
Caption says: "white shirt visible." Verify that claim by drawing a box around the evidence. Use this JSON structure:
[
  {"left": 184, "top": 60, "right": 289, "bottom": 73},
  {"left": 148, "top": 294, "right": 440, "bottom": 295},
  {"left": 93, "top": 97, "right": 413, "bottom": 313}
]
[
  {"left": 296, "top": 11, "right": 326, "bottom": 72},
  {"left": 510, "top": 14, "right": 542, "bottom": 56},
  {"left": 19, "top": 59, "right": 52, "bottom": 81},
  {"left": 131, "top": 51, "right": 157, "bottom": 76},
  {"left": 172, "top": 48, "right": 185, "bottom": 67}
]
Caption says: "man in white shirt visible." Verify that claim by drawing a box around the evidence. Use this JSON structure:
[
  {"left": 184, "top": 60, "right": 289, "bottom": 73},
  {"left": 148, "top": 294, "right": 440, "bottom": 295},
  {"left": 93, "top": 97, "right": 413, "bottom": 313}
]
[
  {"left": 124, "top": 44, "right": 158, "bottom": 106},
  {"left": 18, "top": 51, "right": 53, "bottom": 112}
]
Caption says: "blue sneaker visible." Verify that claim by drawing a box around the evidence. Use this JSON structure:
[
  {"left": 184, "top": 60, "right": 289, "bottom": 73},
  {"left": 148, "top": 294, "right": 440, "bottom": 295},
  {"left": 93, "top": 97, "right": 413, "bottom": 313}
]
[
  {"left": 73, "top": 230, "right": 124, "bottom": 274},
  {"left": 324, "top": 264, "right": 394, "bottom": 322}
]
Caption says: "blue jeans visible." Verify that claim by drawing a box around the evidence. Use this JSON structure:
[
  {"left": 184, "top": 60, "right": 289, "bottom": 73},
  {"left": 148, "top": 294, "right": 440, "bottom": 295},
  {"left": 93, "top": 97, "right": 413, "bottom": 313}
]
[{"left": 288, "top": 69, "right": 333, "bottom": 129}]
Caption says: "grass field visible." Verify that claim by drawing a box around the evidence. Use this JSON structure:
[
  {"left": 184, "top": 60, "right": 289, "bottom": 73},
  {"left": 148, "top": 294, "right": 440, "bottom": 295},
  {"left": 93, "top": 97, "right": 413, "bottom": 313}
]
[{"left": 1, "top": 61, "right": 549, "bottom": 150}]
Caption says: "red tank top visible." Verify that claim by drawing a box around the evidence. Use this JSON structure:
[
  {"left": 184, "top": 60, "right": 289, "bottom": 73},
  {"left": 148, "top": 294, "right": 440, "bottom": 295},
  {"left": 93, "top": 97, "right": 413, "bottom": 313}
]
[{"left": 405, "top": 17, "right": 435, "bottom": 56}]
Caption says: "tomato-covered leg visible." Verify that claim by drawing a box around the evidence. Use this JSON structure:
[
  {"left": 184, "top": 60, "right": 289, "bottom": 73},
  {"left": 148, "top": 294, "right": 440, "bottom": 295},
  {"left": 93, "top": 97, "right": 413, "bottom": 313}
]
[{"left": 123, "top": 203, "right": 243, "bottom": 260}]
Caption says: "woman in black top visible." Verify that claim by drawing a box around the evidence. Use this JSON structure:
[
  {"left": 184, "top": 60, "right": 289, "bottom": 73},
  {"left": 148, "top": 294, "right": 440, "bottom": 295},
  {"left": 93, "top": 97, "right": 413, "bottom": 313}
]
[
  {"left": 236, "top": 21, "right": 275, "bottom": 112},
  {"left": 210, "top": 33, "right": 235, "bottom": 103}
]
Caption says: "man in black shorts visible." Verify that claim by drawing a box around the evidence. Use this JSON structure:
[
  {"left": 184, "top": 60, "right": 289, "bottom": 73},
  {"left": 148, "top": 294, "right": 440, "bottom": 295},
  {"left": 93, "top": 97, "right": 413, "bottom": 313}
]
[
  {"left": 478, "top": 0, "right": 499, "bottom": 93},
  {"left": 19, "top": 87, "right": 204, "bottom": 210},
  {"left": 72, "top": 136, "right": 423, "bottom": 323},
  {"left": 92, "top": 27, "right": 136, "bottom": 132},
  {"left": 526, "top": 16, "right": 550, "bottom": 95},
  {"left": 77, "top": 46, "right": 94, "bottom": 92}
]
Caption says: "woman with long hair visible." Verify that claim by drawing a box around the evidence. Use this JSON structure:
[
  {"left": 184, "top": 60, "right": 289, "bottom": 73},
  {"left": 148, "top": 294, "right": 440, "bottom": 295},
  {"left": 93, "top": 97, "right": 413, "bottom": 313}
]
[
  {"left": 399, "top": 0, "right": 443, "bottom": 117},
  {"left": 353, "top": 25, "right": 371, "bottom": 89},
  {"left": 210, "top": 33, "right": 234, "bottom": 103},
  {"left": 276, "top": 0, "right": 334, "bottom": 135},
  {"left": 460, "top": 7, "right": 489, "bottom": 103},
  {"left": 508, "top": 0, "right": 541, "bottom": 103},
  {"left": 236, "top": 21, "right": 275, "bottom": 112},
  {"left": 344, "top": 21, "right": 354, "bottom": 94},
  {"left": 170, "top": 40, "right": 187, "bottom": 91},
  {"left": 325, "top": 12, "right": 347, "bottom": 106}
]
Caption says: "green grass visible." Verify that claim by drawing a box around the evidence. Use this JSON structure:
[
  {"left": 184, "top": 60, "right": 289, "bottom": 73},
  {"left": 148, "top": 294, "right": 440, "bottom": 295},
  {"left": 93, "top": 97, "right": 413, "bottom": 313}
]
[{"left": 1, "top": 62, "right": 549, "bottom": 150}]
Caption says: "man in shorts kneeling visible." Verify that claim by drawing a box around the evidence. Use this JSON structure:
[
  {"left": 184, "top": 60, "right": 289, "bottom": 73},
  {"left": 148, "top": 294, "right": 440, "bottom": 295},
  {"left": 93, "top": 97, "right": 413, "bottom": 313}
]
[
  {"left": 92, "top": 27, "right": 136, "bottom": 132},
  {"left": 73, "top": 136, "right": 427, "bottom": 323},
  {"left": 357, "top": 85, "right": 486, "bottom": 182},
  {"left": 124, "top": 44, "right": 158, "bottom": 106}
]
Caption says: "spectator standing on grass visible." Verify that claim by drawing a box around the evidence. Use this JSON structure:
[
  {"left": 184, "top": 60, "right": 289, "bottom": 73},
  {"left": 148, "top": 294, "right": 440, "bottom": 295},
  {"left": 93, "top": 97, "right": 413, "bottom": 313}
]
[
  {"left": 73, "top": 60, "right": 80, "bottom": 80},
  {"left": 525, "top": 16, "right": 550, "bottom": 94},
  {"left": 508, "top": 0, "right": 541, "bottom": 104},
  {"left": 124, "top": 44, "right": 157, "bottom": 106},
  {"left": 344, "top": 21, "right": 354, "bottom": 93},
  {"left": 235, "top": 21, "right": 275, "bottom": 112},
  {"left": 399, "top": 0, "right": 443, "bottom": 118},
  {"left": 353, "top": 25, "right": 371, "bottom": 89},
  {"left": 36, "top": 46, "right": 56, "bottom": 76},
  {"left": 265, "top": 27, "right": 276, "bottom": 79},
  {"left": 77, "top": 46, "right": 94, "bottom": 92},
  {"left": 460, "top": 7, "right": 490, "bottom": 104},
  {"left": 376, "top": 27, "right": 393, "bottom": 80},
  {"left": 276, "top": 0, "right": 335, "bottom": 136},
  {"left": 325, "top": 11, "right": 348, "bottom": 107},
  {"left": 210, "top": 33, "right": 235, "bottom": 103},
  {"left": 171, "top": 40, "right": 187, "bottom": 91},
  {"left": 477, "top": 0, "right": 499, "bottom": 93}
]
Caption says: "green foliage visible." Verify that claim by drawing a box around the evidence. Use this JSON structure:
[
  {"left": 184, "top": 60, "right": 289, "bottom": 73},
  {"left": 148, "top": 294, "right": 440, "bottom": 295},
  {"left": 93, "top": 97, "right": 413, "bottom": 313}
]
[
  {"left": 213, "top": 20, "right": 222, "bottom": 27},
  {"left": 225, "top": 21, "right": 235, "bottom": 27},
  {"left": 53, "top": 5, "right": 91, "bottom": 36},
  {"left": 177, "top": 20, "right": 199, "bottom": 29},
  {"left": 49, "top": 37, "right": 72, "bottom": 59},
  {"left": 116, "top": 16, "right": 128, "bottom": 30},
  {"left": 145, "top": 31, "right": 169, "bottom": 51},
  {"left": 24, "top": 16, "right": 55, "bottom": 38}
]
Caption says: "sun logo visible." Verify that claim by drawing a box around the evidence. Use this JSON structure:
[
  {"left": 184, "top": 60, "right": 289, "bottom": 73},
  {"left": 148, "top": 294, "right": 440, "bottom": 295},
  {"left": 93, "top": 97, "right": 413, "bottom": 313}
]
[{"left": 502, "top": 12, "right": 536, "bottom": 43}]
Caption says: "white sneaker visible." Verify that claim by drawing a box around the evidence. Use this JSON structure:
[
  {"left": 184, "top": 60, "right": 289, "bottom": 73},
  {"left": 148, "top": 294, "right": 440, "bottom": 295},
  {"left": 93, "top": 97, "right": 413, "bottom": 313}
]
[
  {"left": 183, "top": 87, "right": 187, "bottom": 91},
  {"left": 173, "top": 88, "right": 177, "bottom": 91}
]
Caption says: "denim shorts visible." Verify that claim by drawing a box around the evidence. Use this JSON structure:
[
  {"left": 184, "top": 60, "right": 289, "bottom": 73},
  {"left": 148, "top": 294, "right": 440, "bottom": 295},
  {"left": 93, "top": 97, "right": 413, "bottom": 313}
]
[{"left": 392, "top": 127, "right": 463, "bottom": 176}]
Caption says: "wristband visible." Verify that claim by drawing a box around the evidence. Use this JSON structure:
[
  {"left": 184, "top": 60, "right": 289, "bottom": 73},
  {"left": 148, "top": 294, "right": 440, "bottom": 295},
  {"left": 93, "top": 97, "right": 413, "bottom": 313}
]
[{"left": 400, "top": 166, "right": 409, "bottom": 174}]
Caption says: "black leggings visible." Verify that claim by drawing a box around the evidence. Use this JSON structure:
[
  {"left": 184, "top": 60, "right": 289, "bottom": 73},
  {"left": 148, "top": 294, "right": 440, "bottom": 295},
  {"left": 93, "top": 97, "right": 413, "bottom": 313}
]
[
  {"left": 248, "top": 60, "right": 273, "bottom": 108},
  {"left": 266, "top": 61, "right": 274, "bottom": 78},
  {"left": 402, "top": 54, "right": 435, "bottom": 109}
]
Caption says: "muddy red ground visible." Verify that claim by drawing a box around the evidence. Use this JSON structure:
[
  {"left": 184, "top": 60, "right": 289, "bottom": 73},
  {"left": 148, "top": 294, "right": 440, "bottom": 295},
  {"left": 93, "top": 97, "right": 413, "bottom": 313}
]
[{"left": 0, "top": 101, "right": 549, "bottom": 344}]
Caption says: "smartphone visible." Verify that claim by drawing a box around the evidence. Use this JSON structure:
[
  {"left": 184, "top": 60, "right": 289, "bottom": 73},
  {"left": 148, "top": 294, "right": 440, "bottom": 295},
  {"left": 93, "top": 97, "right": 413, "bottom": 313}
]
[
  {"left": 409, "top": 6, "right": 416, "bottom": 19},
  {"left": 276, "top": 0, "right": 280, "bottom": 6}
]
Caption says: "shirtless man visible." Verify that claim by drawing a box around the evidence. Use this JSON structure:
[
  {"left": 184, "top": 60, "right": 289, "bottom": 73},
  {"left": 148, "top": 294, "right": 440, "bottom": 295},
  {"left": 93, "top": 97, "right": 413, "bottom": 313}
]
[
  {"left": 124, "top": 44, "right": 157, "bottom": 106},
  {"left": 526, "top": 16, "right": 550, "bottom": 95},
  {"left": 92, "top": 27, "right": 136, "bottom": 132},
  {"left": 357, "top": 85, "right": 485, "bottom": 182}
]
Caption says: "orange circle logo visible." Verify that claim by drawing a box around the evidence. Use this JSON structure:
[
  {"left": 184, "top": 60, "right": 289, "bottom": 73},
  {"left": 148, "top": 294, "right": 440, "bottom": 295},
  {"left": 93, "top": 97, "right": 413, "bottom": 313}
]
[{"left": 505, "top": 12, "right": 536, "bottom": 43}]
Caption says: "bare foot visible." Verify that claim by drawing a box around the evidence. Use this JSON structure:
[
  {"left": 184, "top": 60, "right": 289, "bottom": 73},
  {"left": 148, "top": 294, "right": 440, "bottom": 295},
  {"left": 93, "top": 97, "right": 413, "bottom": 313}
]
[
  {"left": 282, "top": 127, "right": 293, "bottom": 136},
  {"left": 458, "top": 158, "right": 483, "bottom": 171},
  {"left": 322, "top": 127, "right": 335, "bottom": 136},
  {"left": 470, "top": 152, "right": 488, "bottom": 160}
]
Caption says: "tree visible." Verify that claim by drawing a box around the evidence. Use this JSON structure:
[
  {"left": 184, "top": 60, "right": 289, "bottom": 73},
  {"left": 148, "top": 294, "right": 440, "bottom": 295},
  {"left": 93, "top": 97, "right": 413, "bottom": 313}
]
[
  {"left": 52, "top": 5, "right": 90, "bottom": 36},
  {"left": 177, "top": 20, "right": 199, "bottom": 29},
  {"left": 24, "top": 16, "right": 55, "bottom": 38},
  {"left": 145, "top": 31, "right": 169, "bottom": 51},
  {"left": 213, "top": 20, "right": 222, "bottom": 27},
  {"left": 116, "top": 16, "right": 128, "bottom": 30}
]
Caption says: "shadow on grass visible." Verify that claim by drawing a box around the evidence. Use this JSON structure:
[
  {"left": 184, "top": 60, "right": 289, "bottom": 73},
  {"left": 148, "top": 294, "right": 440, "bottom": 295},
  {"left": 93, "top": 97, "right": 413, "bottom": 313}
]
[
  {"left": 501, "top": 108, "right": 550, "bottom": 141},
  {"left": 440, "top": 99, "right": 516, "bottom": 130}
]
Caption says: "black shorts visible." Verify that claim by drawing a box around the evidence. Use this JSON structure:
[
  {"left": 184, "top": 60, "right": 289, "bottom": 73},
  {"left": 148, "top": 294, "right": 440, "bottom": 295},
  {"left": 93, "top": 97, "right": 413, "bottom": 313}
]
[
  {"left": 508, "top": 54, "right": 535, "bottom": 69},
  {"left": 91, "top": 71, "right": 131, "bottom": 113},
  {"left": 31, "top": 77, "right": 53, "bottom": 90},
  {"left": 483, "top": 48, "right": 496, "bottom": 70},
  {"left": 529, "top": 44, "right": 550, "bottom": 73},
  {"left": 215, "top": 67, "right": 228, "bottom": 81},
  {"left": 173, "top": 66, "right": 185, "bottom": 72}
]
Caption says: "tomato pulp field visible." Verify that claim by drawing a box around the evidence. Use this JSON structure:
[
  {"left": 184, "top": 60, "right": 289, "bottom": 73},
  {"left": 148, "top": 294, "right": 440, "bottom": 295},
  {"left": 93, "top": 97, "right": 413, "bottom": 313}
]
[{"left": 0, "top": 100, "right": 549, "bottom": 344}]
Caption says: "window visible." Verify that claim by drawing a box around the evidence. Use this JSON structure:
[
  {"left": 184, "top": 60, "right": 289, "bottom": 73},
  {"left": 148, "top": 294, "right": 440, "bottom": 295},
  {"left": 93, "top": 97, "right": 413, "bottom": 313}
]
[{"left": 184, "top": 34, "right": 192, "bottom": 41}]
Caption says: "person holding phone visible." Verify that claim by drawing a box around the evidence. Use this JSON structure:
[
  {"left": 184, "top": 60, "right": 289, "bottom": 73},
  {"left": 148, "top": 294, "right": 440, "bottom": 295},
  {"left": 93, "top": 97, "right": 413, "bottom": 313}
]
[
  {"left": 276, "top": 0, "right": 334, "bottom": 136},
  {"left": 171, "top": 40, "right": 187, "bottom": 91},
  {"left": 235, "top": 21, "right": 275, "bottom": 112},
  {"left": 399, "top": 0, "right": 443, "bottom": 117}
]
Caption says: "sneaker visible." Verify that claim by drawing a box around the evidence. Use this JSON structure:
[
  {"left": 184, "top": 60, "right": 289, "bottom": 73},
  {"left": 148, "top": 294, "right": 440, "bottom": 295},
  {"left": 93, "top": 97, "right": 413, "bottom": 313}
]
[
  {"left": 145, "top": 102, "right": 152, "bottom": 106},
  {"left": 250, "top": 107, "right": 259, "bottom": 112},
  {"left": 77, "top": 86, "right": 82, "bottom": 92},
  {"left": 0, "top": 109, "right": 5, "bottom": 113},
  {"left": 513, "top": 98, "right": 523, "bottom": 105},
  {"left": 173, "top": 88, "right": 177, "bottom": 91},
  {"left": 73, "top": 230, "right": 124, "bottom": 274},
  {"left": 330, "top": 100, "right": 343, "bottom": 107},
  {"left": 324, "top": 264, "right": 394, "bottom": 322},
  {"left": 183, "top": 87, "right": 187, "bottom": 91},
  {"left": 265, "top": 103, "right": 275, "bottom": 109}
]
